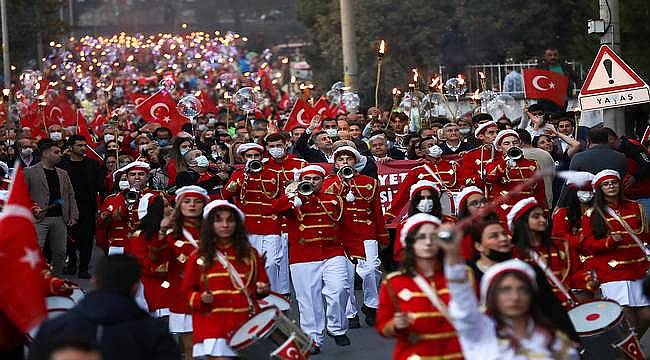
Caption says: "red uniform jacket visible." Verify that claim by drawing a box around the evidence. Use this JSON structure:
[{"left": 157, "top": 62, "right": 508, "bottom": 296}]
[
  {"left": 376, "top": 271, "right": 464, "bottom": 360},
  {"left": 223, "top": 167, "right": 282, "bottom": 235},
  {"left": 459, "top": 145, "right": 495, "bottom": 193},
  {"left": 127, "top": 230, "right": 170, "bottom": 312},
  {"left": 526, "top": 239, "right": 572, "bottom": 306},
  {"left": 98, "top": 191, "right": 140, "bottom": 248},
  {"left": 323, "top": 174, "right": 389, "bottom": 258},
  {"left": 485, "top": 157, "right": 547, "bottom": 212},
  {"left": 272, "top": 191, "right": 345, "bottom": 264},
  {"left": 581, "top": 200, "right": 650, "bottom": 283},
  {"left": 552, "top": 208, "right": 596, "bottom": 292},
  {"left": 181, "top": 246, "right": 268, "bottom": 342},
  {"left": 385, "top": 159, "right": 462, "bottom": 221},
  {"left": 264, "top": 155, "right": 307, "bottom": 233}
]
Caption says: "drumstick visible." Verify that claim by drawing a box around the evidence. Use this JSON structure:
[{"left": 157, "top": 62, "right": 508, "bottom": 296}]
[{"left": 527, "top": 249, "right": 577, "bottom": 306}]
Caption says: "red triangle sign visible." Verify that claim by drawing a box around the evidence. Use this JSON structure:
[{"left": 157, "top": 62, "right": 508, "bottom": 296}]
[{"left": 580, "top": 45, "right": 647, "bottom": 96}]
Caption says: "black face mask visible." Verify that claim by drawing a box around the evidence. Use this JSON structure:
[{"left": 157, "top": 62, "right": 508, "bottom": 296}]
[{"left": 485, "top": 249, "right": 513, "bottom": 262}]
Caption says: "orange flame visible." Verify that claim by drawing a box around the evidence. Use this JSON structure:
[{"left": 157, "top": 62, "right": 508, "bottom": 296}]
[
  {"left": 479, "top": 71, "right": 486, "bottom": 79},
  {"left": 412, "top": 69, "right": 418, "bottom": 83},
  {"left": 379, "top": 40, "right": 385, "bottom": 55},
  {"left": 457, "top": 74, "right": 465, "bottom": 85},
  {"left": 471, "top": 89, "right": 480, "bottom": 100},
  {"left": 429, "top": 76, "right": 441, "bottom": 89}
]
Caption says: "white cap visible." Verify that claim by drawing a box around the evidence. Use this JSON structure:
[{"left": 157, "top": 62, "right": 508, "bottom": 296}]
[
  {"left": 506, "top": 197, "right": 538, "bottom": 231},
  {"left": 493, "top": 129, "right": 519, "bottom": 147},
  {"left": 480, "top": 259, "right": 537, "bottom": 305},
  {"left": 454, "top": 186, "right": 484, "bottom": 216},
  {"left": 474, "top": 121, "right": 497, "bottom": 137},
  {"left": 558, "top": 171, "right": 595, "bottom": 190},
  {"left": 333, "top": 145, "right": 361, "bottom": 163},
  {"left": 409, "top": 180, "right": 439, "bottom": 198},
  {"left": 592, "top": 169, "right": 621, "bottom": 190},
  {"left": 237, "top": 143, "right": 264, "bottom": 155},
  {"left": 399, "top": 213, "right": 442, "bottom": 247},
  {"left": 175, "top": 185, "right": 210, "bottom": 203},
  {"left": 113, "top": 161, "right": 150, "bottom": 181},
  {"left": 294, "top": 164, "right": 326, "bottom": 182},
  {"left": 203, "top": 200, "right": 245, "bottom": 221}
]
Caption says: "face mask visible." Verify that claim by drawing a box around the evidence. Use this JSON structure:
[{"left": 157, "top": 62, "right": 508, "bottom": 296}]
[
  {"left": 117, "top": 136, "right": 124, "bottom": 143},
  {"left": 268, "top": 147, "right": 285, "bottom": 159},
  {"left": 6, "top": 140, "right": 14, "bottom": 146},
  {"left": 180, "top": 148, "right": 189, "bottom": 156},
  {"left": 577, "top": 190, "right": 594, "bottom": 203},
  {"left": 208, "top": 117, "right": 217, "bottom": 125},
  {"left": 325, "top": 128, "right": 338, "bottom": 138},
  {"left": 118, "top": 180, "right": 130, "bottom": 190},
  {"left": 428, "top": 145, "right": 443, "bottom": 158},
  {"left": 459, "top": 128, "right": 471, "bottom": 136},
  {"left": 157, "top": 138, "right": 169, "bottom": 147},
  {"left": 104, "top": 134, "right": 115, "bottom": 142},
  {"left": 485, "top": 249, "right": 513, "bottom": 262},
  {"left": 197, "top": 124, "right": 208, "bottom": 131},
  {"left": 416, "top": 199, "right": 434, "bottom": 213},
  {"left": 50, "top": 132, "right": 62, "bottom": 141},
  {"left": 21, "top": 148, "right": 33, "bottom": 157},
  {"left": 195, "top": 155, "right": 209, "bottom": 167},
  {"left": 212, "top": 152, "right": 221, "bottom": 160}
]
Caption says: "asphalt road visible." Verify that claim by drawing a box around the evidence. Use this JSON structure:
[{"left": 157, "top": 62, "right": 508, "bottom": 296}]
[{"left": 64, "top": 247, "right": 650, "bottom": 359}]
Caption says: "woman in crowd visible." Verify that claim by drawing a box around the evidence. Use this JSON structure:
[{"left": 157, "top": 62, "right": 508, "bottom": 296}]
[
  {"left": 465, "top": 220, "right": 513, "bottom": 281},
  {"left": 167, "top": 136, "right": 194, "bottom": 186},
  {"left": 376, "top": 214, "right": 464, "bottom": 360},
  {"left": 454, "top": 186, "right": 500, "bottom": 259},
  {"left": 153, "top": 185, "right": 209, "bottom": 360},
  {"left": 175, "top": 149, "right": 230, "bottom": 197},
  {"left": 181, "top": 200, "right": 270, "bottom": 359},
  {"left": 582, "top": 169, "right": 650, "bottom": 336}
]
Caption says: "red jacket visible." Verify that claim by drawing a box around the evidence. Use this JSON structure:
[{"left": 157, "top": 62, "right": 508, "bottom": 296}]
[
  {"left": 581, "top": 199, "right": 650, "bottom": 283},
  {"left": 525, "top": 239, "right": 572, "bottom": 306},
  {"left": 376, "top": 270, "right": 464, "bottom": 360},
  {"left": 551, "top": 208, "right": 596, "bottom": 292},
  {"left": 98, "top": 191, "right": 140, "bottom": 249},
  {"left": 181, "top": 246, "right": 268, "bottom": 342},
  {"left": 459, "top": 145, "right": 495, "bottom": 192},
  {"left": 485, "top": 157, "right": 547, "bottom": 212},
  {"left": 127, "top": 230, "right": 170, "bottom": 312}
]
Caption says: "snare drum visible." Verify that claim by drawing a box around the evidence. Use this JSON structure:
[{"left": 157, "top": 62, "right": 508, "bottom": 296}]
[
  {"left": 568, "top": 300, "right": 642, "bottom": 359},
  {"left": 28, "top": 296, "right": 77, "bottom": 341},
  {"left": 229, "top": 308, "right": 311, "bottom": 359},
  {"left": 70, "top": 287, "right": 86, "bottom": 303},
  {"left": 257, "top": 292, "right": 290, "bottom": 312}
]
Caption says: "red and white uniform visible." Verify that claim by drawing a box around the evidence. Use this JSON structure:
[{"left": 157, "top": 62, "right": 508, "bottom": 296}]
[
  {"left": 526, "top": 239, "right": 573, "bottom": 306},
  {"left": 127, "top": 229, "right": 170, "bottom": 317},
  {"left": 459, "top": 144, "right": 495, "bottom": 193},
  {"left": 485, "top": 157, "right": 547, "bottom": 213},
  {"left": 98, "top": 191, "right": 140, "bottom": 255}
]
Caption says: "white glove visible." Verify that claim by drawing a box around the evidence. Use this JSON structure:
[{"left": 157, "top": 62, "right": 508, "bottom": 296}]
[
  {"left": 345, "top": 190, "right": 356, "bottom": 203},
  {"left": 291, "top": 195, "right": 302, "bottom": 208}
]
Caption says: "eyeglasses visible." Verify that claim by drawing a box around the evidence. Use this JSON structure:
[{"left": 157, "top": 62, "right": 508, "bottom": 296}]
[
  {"left": 601, "top": 181, "right": 619, "bottom": 188},
  {"left": 467, "top": 199, "right": 488, "bottom": 207}
]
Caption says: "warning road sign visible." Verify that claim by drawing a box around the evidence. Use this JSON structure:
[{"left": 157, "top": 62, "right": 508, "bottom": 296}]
[{"left": 579, "top": 45, "right": 649, "bottom": 111}]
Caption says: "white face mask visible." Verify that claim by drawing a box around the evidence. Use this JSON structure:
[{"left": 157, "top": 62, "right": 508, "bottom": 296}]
[
  {"left": 21, "top": 148, "right": 33, "bottom": 157},
  {"left": 577, "top": 190, "right": 594, "bottom": 203},
  {"left": 459, "top": 128, "right": 471, "bottom": 136},
  {"left": 49, "top": 132, "right": 62, "bottom": 141},
  {"left": 118, "top": 180, "right": 130, "bottom": 190},
  {"left": 180, "top": 148, "right": 190, "bottom": 156},
  {"left": 268, "top": 147, "right": 285, "bottom": 159},
  {"left": 416, "top": 199, "right": 434, "bottom": 213},
  {"left": 195, "top": 155, "right": 209, "bottom": 168},
  {"left": 427, "top": 145, "right": 443, "bottom": 158},
  {"left": 325, "top": 128, "right": 338, "bottom": 138},
  {"left": 104, "top": 134, "right": 115, "bottom": 143},
  {"left": 197, "top": 124, "right": 208, "bottom": 132}
]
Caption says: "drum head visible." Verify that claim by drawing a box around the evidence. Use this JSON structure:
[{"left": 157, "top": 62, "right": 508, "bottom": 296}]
[
  {"left": 70, "top": 288, "right": 86, "bottom": 303},
  {"left": 46, "top": 296, "right": 76, "bottom": 312},
  {"left": 257, "top": 293, "right": 290, "bottom": 312},
  {"left": 568, "top": 300, "right": 622, "bottom": 334},
  {"left": 229, "top": 308, "right": 278, "bottom": 349}
]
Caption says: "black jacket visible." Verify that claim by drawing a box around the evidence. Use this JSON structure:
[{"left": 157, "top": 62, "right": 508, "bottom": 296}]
[
  {"left": 31, "top": 290, "right": 179, "bottom": 360},
  {"left": 58, "top": 156, "right": 105, "bottom": 205},
  {"left": 569, "top": 144, "right": 627, "bottom": 176},
  {"left": 293, "top": 130, "right": 329, "bottom": 163}
]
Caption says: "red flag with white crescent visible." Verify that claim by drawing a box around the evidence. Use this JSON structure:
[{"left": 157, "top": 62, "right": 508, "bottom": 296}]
[
  {"left": 76, "top": 109, "right": 97, "bottom": 148},
  {"left": 45, "top": 96, "right": 76, "bottom": 127},
  {"left": 283, "top": 98, "right": 314, "bottom": 131},
  {"left": 614, "top": 333, "right": 645, "bottom": 360},
  {"left": 135, "top": 89, "right": 187, "bottom": 134},
  {"left": 270, "top": 334, "right": 307, "bottom": 360},
  {"left": 523, "top": 69, "right": 569, "bottom": 107}
]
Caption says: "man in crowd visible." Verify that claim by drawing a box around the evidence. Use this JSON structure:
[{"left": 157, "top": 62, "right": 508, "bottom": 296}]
[
  {"left": 294, "top": 115, "right": 335, "bottom": 162},
  {"left": 439, "top": 122, "right": 472, "bottom": 155},
  {"left": 569, "top": 127, "right": 627, "bottom": 176}
]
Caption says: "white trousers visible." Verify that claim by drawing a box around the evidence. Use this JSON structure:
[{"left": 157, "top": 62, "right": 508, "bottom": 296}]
[
  {"left": 290, "top": 256, "right": 349, "bottom": 346},
  {"left": 278, "top": 233, "right": 291, "bottom": 294},
  {"left": 346, "top": 240, "right": 382, "bottom": 318},
  {"left": 249, "top": 234, "right": 283, "bottom": 292}
]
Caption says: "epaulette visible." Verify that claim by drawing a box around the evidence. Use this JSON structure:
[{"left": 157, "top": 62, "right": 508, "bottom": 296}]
[
  {"left": 584, "top": 207, "right": 594, "bottom": 217},
  {"left": 385, "top": 271, "right": 404, "bottom": 280},
  {"left": 132, "top": 230, "right": 142, "bottom": 237}
]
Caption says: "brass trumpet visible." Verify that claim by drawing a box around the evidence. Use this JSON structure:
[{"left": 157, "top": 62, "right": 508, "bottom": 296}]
[
  {"left": 506, "top": 146, "right": 523, "bottom": 160},
  {"left": 338, "top": 165, "right": 355, "bottom": 180},
  {"left": 247, "top": 159, "right": 263, "bottom": 173},
  {"left": 297, "top": 181, "right": 314, "bottom": 196}
]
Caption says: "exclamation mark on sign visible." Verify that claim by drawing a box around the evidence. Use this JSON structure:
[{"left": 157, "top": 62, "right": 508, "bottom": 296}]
[{"left": 603, "top": 59, "right": 614, "bottom": 85}]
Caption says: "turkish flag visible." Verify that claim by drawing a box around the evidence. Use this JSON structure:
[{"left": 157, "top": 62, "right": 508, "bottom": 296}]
[
  {"left": 523, "top": 69, "right": 569, "bottom": 107},
  {"left": 314, "top": 97, "right": 340, "bottom": 119},
  {"left": 270, "top": 334, "right": 306, "bottom": 360},
  {"left": 614, "top": 333, "right": 645, "bottom": 360},
  {"left": 90, "top": 113, "right": 107, "bottom": 137},
  {"left": 45, "top": 96, "right": 76, "bottom": 127},
  {"left": 198, "top": 90, "right": 218, "bottom": 114},
  {"left": 135, "top": 89, "right": 187, "bottom": 134},
  {"left": 0, "top": 164, "right": 47, "bottom": 333},
  {"left": 284, "top": 98, "right": 314, "bottom": 131},
  {"left": 76, "top": 109, "right": 97, "bottom": 148},
  {"left": 19, "top": 103, "right": 47, "bottom": 139},
  {"left": 128, "top": 92, "right": 149, "bottom": 107}
]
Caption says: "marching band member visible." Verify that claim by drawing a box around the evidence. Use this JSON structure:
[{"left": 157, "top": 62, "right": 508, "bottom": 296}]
[
  {"left": 507, "top": 198, "right": 573, "bottom": 306},
  {"left": 128, "top": 193, "right": 172, "bottom": 319},
  {"left": 223, "top": 143, "right": 284, "bottom": 292},
  {"left": 181, "top": 200, "right": 270, "bottom": 359},
  {"left": 324, "top": 146, "right": 388, "bottom": 328},
  {"left": 454, "top": 186, "right": 498, "bottom": 259},
  {"left": 384, "top": 136, "right": 462, "bottom": 222},
  {"left": 582, "top": 169, "right": 650, "bottom": 335},
  {"left": 460, "top": 120, "right": 499, "bottom": 193},
  {"left": 153, "top": 185, "right": 209, "bottom": 360},
  {"left": 98, "top": 161, "right": 150, "bottom": 255},
  {"left": 376, "top": 214, "right": 464, "bottom": 360},
  {"left": 465, "top": 220, "right": 513, "bottom": 282},
  {"left": 485, "top": 130, "right": 547, "bottom": 212},
  {"left": 272, "top": 165, "right": 350, "bottom": 353},
  {"left": 392, "top": 180, "right": 442, "bottom": 262},
  {"left": 263, "top": 133, "right": 307, "bottom": 296}
]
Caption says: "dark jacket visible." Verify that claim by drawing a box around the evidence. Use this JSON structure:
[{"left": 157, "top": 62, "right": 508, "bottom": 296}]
[
  {"left": 58, "top": 156, "right": 105, "bottom": 207},
  {"left": 293, "top": 130, "right": 329, "bottom": 163},
  {"left": 569, "top": 144, "right": 627, "bottom": 176},
  {"left": 31, "top": 290, "right": 179, "bottom": 360}
]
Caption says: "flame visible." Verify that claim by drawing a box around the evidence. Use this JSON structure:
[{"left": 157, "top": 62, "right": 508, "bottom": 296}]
[
  {"left": 379, "top": 40, "right": 385, "bottom": 55},
  {"left": 479, "top": 71, "right": 486, "bottom": 79},
  {"left": 471, "top": 89, "right": 480, "bottom": 100},
  {"left": 412, "top": 69, "right": 418, "bottom": 83},
  {"left": 430, "top": 76, "right": 441, "bottom": 89},
  {"left": 457, "top": 74, "right": 465, "bottom": 85}
]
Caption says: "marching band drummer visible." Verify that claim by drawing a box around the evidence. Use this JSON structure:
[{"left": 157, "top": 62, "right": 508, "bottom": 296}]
[
  {"left": 582, "top": 169, "right": 650, "bottom": 336},
  {"left": 151, "top": 185, "right": 209, "bottom": 360},
  {"left": 375, "top": 214, "right": 464, "bottom": 360},
  {"left": 181, "top": 200, "right": 270, "bottom": 359}
]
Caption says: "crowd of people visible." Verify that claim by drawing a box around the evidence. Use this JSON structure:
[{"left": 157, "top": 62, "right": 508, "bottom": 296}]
[{"left": 2, "top": 30, "right": 650, "bottom": 360}]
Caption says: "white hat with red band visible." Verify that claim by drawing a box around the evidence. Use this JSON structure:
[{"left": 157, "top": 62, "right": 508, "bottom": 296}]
[
  {"left": 399, "top": 213, "right": 442, "bottom": 247},
  {"left": 454, "top": 186, "right": 484, "bottom": 216},
  {"left": 480, "top": 259, "right": 537, "bottom": 305},
  {"left": 175, "top": 185, "right": 210, "bottom": 203},
  {"left": 203, "top": 200, "right": 245, "bottom": 221},
  {"left": 294, "top": 164, "right": 326, "bottom": 182},
  {"left": 592, "top": 169, "right": 621, "bottom": 190},
  {"left": 333, "top": 145, "right": 362, "bottom": 163},
  {"left": 113, "top": 161, "right": 150, "bottom": 180},
  {"left": 237, "top": 143, "right": 264, "bottom": 155},
  {"left": 474, "top": 121, "right": 498, "bottom": 137},
  {"left": 506, "top": 197, "right": 538, "bottom": 231},
  {"left": 558, "top": 171, "right": 595, "bottom": 190},
  {"left": 409, "top": 180, "right": 440, "bottom": 198},
  {"left": 493, "top": 129, "right": 519, "bottom": 147}
]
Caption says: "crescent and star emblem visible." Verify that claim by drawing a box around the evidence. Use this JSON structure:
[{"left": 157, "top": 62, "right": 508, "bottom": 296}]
[
  {"left": 149, "top": 103, "right": 171, "bottom": 122},
  {"left": 532, "top": 75, "right": 556, "bottom": 91},
  {"left": 49, "top": 106, "right": 64, "bottom": 124}
]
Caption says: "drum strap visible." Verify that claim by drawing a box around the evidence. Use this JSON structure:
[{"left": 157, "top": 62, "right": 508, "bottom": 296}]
[
  {"left": 412, "top": 274, "right": 452, "bottom": 324},
  {"left": 214, "top": 250, "right": 256, "bottom": 314},
  {"left": 604, "top": 207, "right": 650, "bottom": 257}
]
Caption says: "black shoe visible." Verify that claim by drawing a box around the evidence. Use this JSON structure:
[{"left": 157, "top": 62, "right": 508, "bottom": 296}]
[
  {"left": 63, "top": 264, "right": 77, "bottom": 275},
  {"left": 327, "top": 333, "right": 351, "bottom": 346},
  {"left": 309, "top": 345, "right": 320, "bottom": 355},
  {"left": 78, "top": 271, "right": 92, "bottom": 279},
  {"left": 348, "top": 315, "right": 361, "bottom": 329},
  {"left": 361, "top": 305, "right": 377, "bottom": 327}
]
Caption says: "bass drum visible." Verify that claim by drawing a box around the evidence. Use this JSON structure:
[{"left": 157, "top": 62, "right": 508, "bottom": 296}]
[{"left": 568, "top": 300, "right": 644, "bottom": 359}]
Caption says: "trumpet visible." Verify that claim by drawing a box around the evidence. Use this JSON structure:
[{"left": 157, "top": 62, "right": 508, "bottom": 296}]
[
  {"left": 505, "top": 146, "right": 523, "bottom": 160},
  {"left": 338, "top": 165, "right": 355, "bottom": 180},
  {"left": 246, "top": 159, "right": 263, "bottom": 173},
  {"left": 297, "top": 181, "right": 314, "bottom": 196}
]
